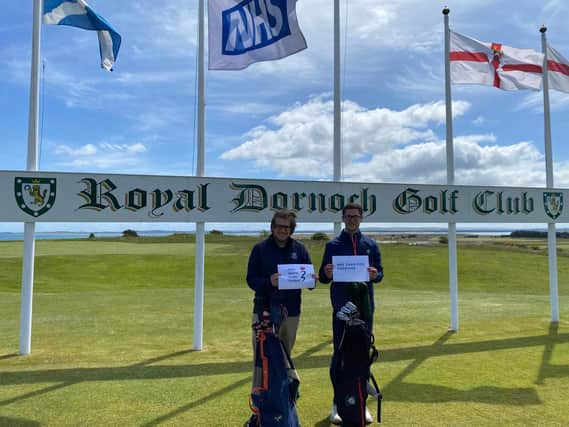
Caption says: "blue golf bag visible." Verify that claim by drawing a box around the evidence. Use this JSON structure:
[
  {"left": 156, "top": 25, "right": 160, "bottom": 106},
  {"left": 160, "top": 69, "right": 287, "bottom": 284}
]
[{"left": 245, "top": 312, "right": 300, "bottom": 427}]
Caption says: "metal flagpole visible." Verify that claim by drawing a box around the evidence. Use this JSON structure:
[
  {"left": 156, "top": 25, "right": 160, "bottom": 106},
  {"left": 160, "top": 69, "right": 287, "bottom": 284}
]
[
  {"left": 540, "top": 26, "right": 559, "bottom": 323},
  {"left": 20, "top": 0, "right": 43, "bottom": 355},
  {"left": 443, "top": 7, "right": 459, "bottom": 331},
  {"left": 333, "top": 0, "right": 342, "bottom": 235},
  {"left": 193, "top": 0, "right": 206, "bottom": 350}
]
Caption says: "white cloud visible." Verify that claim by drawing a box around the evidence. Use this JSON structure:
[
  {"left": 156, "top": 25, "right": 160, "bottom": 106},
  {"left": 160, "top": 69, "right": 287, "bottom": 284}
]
[
  {"left": 54, "top": 142, "right": 148, "bottom": 170},
  {"left": 116, "top": 70, "right": 192, "bottom": 85},
  {"left": 131, "top": 106, "right": 188, "bottom": 132},
  {"left": 221, "top": 95, "right": 470, "bottom": 177},
  {"left": 517, "top": 90, "right": 569, "bottom": 113},
  {"left": 389, "top": 61, "right": 444, "bottom": 95},
  {"left": 347, "top": 136, "right": 548, "bottom": 186},
  {"left": 99, "top": 143, "right": 147, "bottom": 154},
  {"left": 55, "top": 143, "right": 98, "bottom": 157},
  {"left": 472, "top": 116, "right": 487, "bottom": 125},
  {"left": 4, "top": 58, "right": 30, "bottom": 86},
  {"left": 219, "top": 94, "right": 569, "bottom": 187},
  {"left": 208, "top": 101, "right": 284, "bottom": 116},
  {"left": 34, "top": 61, "right": 134, "bottom": 110},
  {"left": 126, "top": 2, "right": 199, "bottom": 57}
]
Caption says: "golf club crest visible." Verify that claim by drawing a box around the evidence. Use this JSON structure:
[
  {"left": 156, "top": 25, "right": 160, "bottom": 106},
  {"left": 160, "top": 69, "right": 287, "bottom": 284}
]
[
  {"left": 543, "top": 191, "right": 563, "bottom": 220},
  {"left": 15, "top": 177, "right": 57, "bottom": 217}
]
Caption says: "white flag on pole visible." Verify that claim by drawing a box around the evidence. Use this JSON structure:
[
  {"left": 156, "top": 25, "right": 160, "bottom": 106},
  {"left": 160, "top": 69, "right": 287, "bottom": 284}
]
[
  {"left": 547, "top": 45, "right": 569, "bottom": 93},
  {"left": 43, "top": 0, "right": 121, "bottom": 71},
  {"left": 208, "top": 0, "right": 307, "bottom": 70},
  {"left": 450, "top": 30, "right": 543, "bottom": 91}
]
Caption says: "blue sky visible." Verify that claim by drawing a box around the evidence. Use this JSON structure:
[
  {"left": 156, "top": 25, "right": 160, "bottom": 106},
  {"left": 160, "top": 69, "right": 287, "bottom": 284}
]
[{"left": 1, "top": 0, "right": 569, "bottom": 232}]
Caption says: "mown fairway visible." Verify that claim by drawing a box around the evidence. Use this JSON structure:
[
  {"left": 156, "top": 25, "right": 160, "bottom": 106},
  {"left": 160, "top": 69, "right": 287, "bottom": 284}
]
[{"left": 1, "top": 234, "right": 569, "bottom": 426}]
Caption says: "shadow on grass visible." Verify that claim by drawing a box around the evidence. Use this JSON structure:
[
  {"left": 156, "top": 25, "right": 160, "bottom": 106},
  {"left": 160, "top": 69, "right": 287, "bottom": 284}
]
[
  {"left": 128, "top": 348, "right": 199, "bottom": 367},
  {"left": 0, "top": 417, "right": 41, "bottom": 426},
  {"left": 1, "top": 326, "right": 568, "bottom": 414},
  {"left": 0, "top": 382, "right": 75, "bottom": 407},
  {"left": 313, "top": 416, "right": 333, "bottom": 427},
  {"left": 140, "top": 376, "right": 251, "bottom": 427},
  {"left": 382, "top": 332, "right": 540, "bottom": 405},
  {"left": 0, "top": 353, "right": 19, "bottom": 361},
  {"left": 536, "top": 323, "right": 569, "bottom": 385},
  {"left": 140, "top": 340, "right": 337, "bottom": 427}
]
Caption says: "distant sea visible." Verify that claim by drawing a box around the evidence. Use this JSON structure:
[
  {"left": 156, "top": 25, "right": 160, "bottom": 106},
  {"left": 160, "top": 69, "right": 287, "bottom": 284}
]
[
  {"left": 0, "top": 231, "right": 169, "bottom": 241},
  {"left": 0, "top": 227, "right": 523, "bottom": 242},
  {"left": 0, "top": 230, "right": 232, "bottom": 242}
]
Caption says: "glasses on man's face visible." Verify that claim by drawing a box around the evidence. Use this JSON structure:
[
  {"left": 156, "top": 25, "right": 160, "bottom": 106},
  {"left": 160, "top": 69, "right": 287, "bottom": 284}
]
[
  {"left": 274, "top": 224, "right": 292, "bottom": 231},
  {"left": 343, "top": 214, "right": 362, "bottom": 220}
]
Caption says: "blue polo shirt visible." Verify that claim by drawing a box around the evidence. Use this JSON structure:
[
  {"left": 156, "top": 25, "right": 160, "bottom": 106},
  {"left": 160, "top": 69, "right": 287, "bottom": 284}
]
[{"left": 318, "top": 229, "right": 383, "bottom": 313}]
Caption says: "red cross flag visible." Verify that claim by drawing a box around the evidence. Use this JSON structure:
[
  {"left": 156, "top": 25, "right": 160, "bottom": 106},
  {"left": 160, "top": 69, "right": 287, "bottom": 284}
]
[
  {"left": 450, "top": 30, "right": 543, "bottom": 91},
  {"left": 547, "top": 45, "right": 569, "bottom": 93}
]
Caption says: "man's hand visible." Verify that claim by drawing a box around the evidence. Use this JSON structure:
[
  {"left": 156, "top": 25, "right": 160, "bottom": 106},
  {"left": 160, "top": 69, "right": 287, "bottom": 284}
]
[
  {"left": 324, "top": 263, "right": 333, "bottom": 280},
  {"left": 368, "top": 267, "right": 378, "bottom": 281},
  {"left": 270, "top": 272, "right": 280, "bottom": 288}
]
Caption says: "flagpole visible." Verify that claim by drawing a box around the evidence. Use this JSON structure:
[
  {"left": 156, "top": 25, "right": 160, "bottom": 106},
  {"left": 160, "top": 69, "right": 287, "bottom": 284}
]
[
  {"left": 193, "top": 0, "right": 206, "bottom": 351},
  {"left": 333, "top": 0, "right": 342, "bottom": 234},
  {"left": 20, "top": 0, "right": 43, "bottom": 355},
  {"left": 540, "top": 25, "right": 559, "bottom": 323},
  {"left": 443, "top": 7, "right": 459, "bottom": 331}
]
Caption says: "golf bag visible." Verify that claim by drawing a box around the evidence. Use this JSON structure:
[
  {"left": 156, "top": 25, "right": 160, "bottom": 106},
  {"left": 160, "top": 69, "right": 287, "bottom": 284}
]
[
  {"left": 334, "top": 302, "right": 382, "bottom": 426},
  {"left": 246, "top": 312, "right": 300, "bottom": 427}
]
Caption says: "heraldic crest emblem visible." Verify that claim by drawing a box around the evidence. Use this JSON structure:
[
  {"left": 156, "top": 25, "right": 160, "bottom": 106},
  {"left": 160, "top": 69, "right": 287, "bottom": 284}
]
[
  {"left": 543, "top": 192, "right": 563, "bottom": 220},
  {"left": 15, "top": 177, "right": 57, "bottom": 217}
]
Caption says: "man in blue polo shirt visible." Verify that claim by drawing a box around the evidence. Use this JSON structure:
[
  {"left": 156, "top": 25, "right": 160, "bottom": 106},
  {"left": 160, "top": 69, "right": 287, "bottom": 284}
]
[{"left": 319, "top": 202, "right": 383, "bottom": 425}]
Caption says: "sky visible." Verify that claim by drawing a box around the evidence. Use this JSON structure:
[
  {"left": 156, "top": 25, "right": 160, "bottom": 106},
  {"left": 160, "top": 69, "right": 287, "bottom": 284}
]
[{"left": 1, "top": 0, "right": 569, "bottom": 233}]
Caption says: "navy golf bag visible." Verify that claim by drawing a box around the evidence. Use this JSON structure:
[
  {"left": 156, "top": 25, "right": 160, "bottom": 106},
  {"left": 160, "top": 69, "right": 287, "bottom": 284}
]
[{"left": 334, "top": 302, "right": 382, "bottom": 426}]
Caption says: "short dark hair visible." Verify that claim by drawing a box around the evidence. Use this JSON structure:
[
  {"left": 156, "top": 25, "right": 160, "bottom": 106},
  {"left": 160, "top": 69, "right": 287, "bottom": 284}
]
[
  {"left": 271, "top": 209, "right": 297, "bottom": 234},
  {"left": 342, "top": 203, "right": 363, "bottom": 217}
]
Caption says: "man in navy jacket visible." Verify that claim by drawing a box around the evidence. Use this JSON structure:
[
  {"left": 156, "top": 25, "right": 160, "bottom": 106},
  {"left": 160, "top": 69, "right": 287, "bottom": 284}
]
[
  {"left": 247, "top": 209, "right": 314, "bottom": 355},
  {"left": 318, "top": 203, "right": 383, "bottom": 424}
]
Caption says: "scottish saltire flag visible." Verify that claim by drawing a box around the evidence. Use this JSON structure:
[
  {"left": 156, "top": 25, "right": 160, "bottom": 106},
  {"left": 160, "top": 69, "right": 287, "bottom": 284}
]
[
  {"left": 43, "top": 0, "right": 121, "bottom": 71},
  {"left": 208, "top": 0, "right": 307, "bottom": 70}
]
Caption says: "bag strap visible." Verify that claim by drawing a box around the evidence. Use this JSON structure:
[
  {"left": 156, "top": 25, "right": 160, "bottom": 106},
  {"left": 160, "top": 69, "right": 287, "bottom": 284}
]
[
  {"left": 279, "top": 336, "right": 294, "bottom": 368},
  {"left": 249, "top": 330, "right": 270, "bottom": 420},
  {"left": 369, "top": 373, "right": 382, "bottom": 423},
  {"left": 279, "top": 338, "right": 300, "bottom": 405},
  {"left": 370, "top": 343, "right": 379, "bottom": 365}
]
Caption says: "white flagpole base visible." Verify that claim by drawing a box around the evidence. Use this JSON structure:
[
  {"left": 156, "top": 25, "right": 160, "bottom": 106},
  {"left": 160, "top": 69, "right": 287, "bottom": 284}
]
[
  {"left": 192, "top": 222, "right": 205, "bottom": 350},
  {"left": 547, "top": 223, "right": 559, "bottom": 323},
  {"left": 448, "top": 223, "right": 459, "bottom": 331},
  {"left": 19, "top": 222, "right": 37, "bottom": 355}
]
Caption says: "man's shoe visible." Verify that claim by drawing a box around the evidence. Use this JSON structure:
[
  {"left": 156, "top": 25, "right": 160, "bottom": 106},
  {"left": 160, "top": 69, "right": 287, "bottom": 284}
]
[
  {"left": 365, "top": 406, "right": 373, "bottom": 424},
  {"left": 329, "top": 403, "right": 342, "bottom": 425}
]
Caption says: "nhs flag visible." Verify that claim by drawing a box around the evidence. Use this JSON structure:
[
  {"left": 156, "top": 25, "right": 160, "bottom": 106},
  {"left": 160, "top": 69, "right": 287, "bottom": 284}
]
[
  {"left": 208, "top": 0, "right": 307, "bottom": 70},
  {"left": 43, "top": 0, "right": 121, "bottom": 71}
]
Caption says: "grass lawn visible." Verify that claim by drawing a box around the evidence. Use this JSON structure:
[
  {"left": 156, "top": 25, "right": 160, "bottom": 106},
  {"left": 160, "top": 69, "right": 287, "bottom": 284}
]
[{"left": 1, "top": 235, "right": 569, "bottom": 426}]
